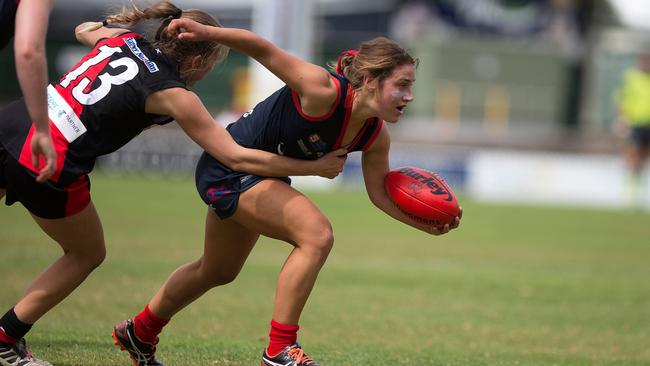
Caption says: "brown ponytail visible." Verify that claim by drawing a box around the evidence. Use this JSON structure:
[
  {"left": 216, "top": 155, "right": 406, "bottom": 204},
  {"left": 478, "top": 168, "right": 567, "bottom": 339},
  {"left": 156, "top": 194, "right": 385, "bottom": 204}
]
[{"left": 79, "top": 1, "right": 229, "bottom": 77}]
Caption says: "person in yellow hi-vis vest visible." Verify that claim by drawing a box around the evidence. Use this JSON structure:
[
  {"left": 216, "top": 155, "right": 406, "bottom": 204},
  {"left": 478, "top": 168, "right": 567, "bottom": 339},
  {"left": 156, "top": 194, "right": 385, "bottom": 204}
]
[{"left": 616, "top": 52, "right": 650, "bottom": 203}]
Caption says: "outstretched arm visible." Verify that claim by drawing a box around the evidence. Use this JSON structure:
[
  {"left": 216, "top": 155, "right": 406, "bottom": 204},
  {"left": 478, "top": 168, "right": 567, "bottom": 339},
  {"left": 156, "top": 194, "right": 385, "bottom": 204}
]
[
  {"left": 168, "top": 18, "right": 338, "bottom": 114},
  {"left": 146, "top": 87, "right": 347, "bottom": 178},
  {"left": 361, "top": 126, "right": 461, "bottom": 236},
  {"left": 14, "top": 0, "right": 57, "bottom": 182},
  {"left": 75, "top": 22, "right": 131, "bottom": 47}
]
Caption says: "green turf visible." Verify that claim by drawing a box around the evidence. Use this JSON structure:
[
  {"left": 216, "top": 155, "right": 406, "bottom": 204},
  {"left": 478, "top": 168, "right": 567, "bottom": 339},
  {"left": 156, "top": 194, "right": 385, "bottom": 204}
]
[{"left": 1, "top": 172, "right": 649, "bottom": 365}]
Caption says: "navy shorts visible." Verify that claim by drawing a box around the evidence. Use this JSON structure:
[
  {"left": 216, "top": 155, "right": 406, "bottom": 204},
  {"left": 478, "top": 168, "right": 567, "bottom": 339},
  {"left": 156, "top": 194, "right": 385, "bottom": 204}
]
[
  {"left": 195, "top": 151, "right": 291, "bottom": 219},
  {"left": 0, "top": 144, "right": 91, "bottom": 219},
  {"left": 630, "top": 125, "right": 650, "bottom": 149}
]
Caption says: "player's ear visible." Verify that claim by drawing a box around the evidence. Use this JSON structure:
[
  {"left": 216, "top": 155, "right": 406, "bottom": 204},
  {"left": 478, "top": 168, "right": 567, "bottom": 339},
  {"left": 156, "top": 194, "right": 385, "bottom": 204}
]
[
  {"left": 363, "top": 76, "right": 378, "bottom": 93},
  {"left": 190, "top": 54, "right": 203, "bottom": 69}
]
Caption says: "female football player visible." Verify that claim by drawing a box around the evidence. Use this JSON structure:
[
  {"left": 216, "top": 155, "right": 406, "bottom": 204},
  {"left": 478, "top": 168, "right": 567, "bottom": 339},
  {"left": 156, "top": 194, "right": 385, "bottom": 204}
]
[
  {"left": 0, "top": 2, "right": 345, "bottom": 365},
  {"left": 113, "top": 18, "right": 461, "bottom": 366},
  {"left": 0, "top": 0, "right": 57, "bottom": 184}
]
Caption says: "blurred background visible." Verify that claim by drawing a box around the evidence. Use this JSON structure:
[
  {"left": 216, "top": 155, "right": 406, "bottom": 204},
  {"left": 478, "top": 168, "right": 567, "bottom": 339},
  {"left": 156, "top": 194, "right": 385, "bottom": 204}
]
[{"left": 1, "top": 0, "right": 649, "bottom": 211}]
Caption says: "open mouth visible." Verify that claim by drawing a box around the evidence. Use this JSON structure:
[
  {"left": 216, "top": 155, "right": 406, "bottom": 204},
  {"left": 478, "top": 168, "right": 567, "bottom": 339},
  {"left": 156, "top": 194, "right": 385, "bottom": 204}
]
[{"left": 396, "top": 105, "right": 406, "bottom": 113}]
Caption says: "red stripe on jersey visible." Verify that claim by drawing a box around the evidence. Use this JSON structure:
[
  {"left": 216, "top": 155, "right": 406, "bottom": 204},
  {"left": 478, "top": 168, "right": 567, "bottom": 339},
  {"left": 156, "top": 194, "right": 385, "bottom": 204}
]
[
  {"left": 290, "top": 76, "right": 341, "bottom": 122},
  {"left": 333, "top": 84, "right": 355, "bottom": 148},
  {"left": 361, "top": 119, "right": 383, "bottom": 151},
  {"left": 64, "top": 175, "right": 90, "bottom": 216},
  {"left": 18, "top": 124, "right": 70, "bottom": 183},
  {"left": 346, "top": 119, "right": 370, "bottom": 149},
  {"left": 56, "top": 35, "right": 134, "bottom": 114}
]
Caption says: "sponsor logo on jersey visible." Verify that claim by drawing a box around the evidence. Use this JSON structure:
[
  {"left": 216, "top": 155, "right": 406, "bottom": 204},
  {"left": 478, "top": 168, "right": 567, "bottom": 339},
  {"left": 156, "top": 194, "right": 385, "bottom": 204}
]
[
  {"left": 124, "top": 37, "right": 159, "bottom": 73},
  {"left": 47, "top": 85, "right": 87, "bottom": 143},
  {"left": 297, "top": 139, "right": 313, "bottom": 157},
  {"left": 243, "top": 107, "right": 254, "bottom": 118},
  {"left": 277, "top": 142, "right": 285, "bottom": 155}
]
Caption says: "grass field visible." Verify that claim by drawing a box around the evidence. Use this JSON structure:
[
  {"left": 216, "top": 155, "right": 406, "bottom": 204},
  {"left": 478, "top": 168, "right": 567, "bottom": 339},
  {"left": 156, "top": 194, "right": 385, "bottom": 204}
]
[{"left": 1, "top": 172, "right": 649, "bottom": 366}]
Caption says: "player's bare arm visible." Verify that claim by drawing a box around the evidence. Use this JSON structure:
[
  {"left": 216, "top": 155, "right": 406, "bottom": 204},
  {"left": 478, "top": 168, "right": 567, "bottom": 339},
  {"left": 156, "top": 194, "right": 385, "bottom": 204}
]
[
  {"left": 168, "top": 18, "right": 338, "bottom": 116},
  {"left": 14, "top": 0, "right": 57, "bottom": 182},
  {"left": 75, "top": 23, "right": 130, "bottom": 47},
  {"left": 145, "top": 88, "right": 346, "bottom": 178},
  {"left": 362, "top": 126, "right": 457, "bottom": 235}
]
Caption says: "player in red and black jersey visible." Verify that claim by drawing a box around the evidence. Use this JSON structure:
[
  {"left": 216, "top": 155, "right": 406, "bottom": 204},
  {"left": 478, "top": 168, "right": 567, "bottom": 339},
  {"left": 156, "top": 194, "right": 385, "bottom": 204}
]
[
  {"left": 0, "top": 2, "right": 344, "bottom": 365},
  {"left": 115, "top": 19, "right": 462, "bottom": 366}
]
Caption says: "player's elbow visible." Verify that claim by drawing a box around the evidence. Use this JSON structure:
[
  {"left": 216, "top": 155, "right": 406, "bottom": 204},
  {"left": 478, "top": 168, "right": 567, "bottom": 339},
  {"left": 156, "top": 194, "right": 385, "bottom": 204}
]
[
  {"left": 217, "top": 151, "right": 247, "bottom": 172},
  {"left": 366, "top": 189, "right": 384, "bottom": 209},
  {"left": 226, "top": 159, "right": 247, "bottom": 172},
  {"left": 14, "top": 43, "right": 43, "bottom": 65},
  {"left": 74, "top": 22, "right": 98, "bottom": 43}
]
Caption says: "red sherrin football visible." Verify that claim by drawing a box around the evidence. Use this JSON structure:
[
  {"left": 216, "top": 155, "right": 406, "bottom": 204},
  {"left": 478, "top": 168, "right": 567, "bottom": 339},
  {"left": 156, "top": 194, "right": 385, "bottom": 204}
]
[{"left": 384, "top": 166, "right": 460, "bottom": 225}]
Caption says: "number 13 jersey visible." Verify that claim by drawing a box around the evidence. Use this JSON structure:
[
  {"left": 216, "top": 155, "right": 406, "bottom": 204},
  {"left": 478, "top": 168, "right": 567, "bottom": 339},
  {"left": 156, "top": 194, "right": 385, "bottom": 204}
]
[{"left": 0, "top": 32, "right": 186, "bottom": 184}]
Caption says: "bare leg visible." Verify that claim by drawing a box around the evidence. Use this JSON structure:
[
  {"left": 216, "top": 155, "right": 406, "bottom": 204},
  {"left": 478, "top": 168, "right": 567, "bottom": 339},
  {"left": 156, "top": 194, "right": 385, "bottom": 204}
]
[
  {"left": 13, "top": 202, "right": 106, "bottom": 323},
  {"left": 149, "top": 209, "right": 259, "bottom": 319},
  {"left": 148, "top": 179, "right": 333, "bottom": 327},
  {"left": 229, "top": 179, "right": 334, "bottom": 325}
]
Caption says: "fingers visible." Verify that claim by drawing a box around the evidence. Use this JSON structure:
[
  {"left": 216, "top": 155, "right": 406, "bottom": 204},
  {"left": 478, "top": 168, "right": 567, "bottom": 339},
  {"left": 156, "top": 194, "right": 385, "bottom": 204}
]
[
  {"left": 31, "top": 132, "right": 57, "bottom": 183},
  {"left": 34, "top": 153, "right": 56, "bottom": 183},
  {"left": 331, "top": 147, "right": 348, "bottom": 157},
  {"left": 429, "top": 223, "right": 450, "bottom": 236},
  {"left": 429, "top": 213, "right": 462, "bottom": 235},
  {"left": 167, "top": 18, "right": 186, "bottom": 34}
]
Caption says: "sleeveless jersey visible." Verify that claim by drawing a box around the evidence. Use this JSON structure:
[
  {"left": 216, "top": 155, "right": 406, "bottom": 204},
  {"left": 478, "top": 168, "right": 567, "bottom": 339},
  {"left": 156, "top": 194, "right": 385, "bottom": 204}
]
[
  {"left": 0, "top": 0, "right": 19, "bottom": 49},
  {"left": 0, "top": 32, "right": 186, "bottom": 184},
  {"left": 226, "top": 73, "right": 383, "bottom": 159}
]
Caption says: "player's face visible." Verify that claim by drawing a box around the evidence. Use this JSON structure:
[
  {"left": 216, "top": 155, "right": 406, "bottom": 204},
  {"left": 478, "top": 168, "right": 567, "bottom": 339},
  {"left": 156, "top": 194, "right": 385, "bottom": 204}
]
[{"left": 376, "top": 63, "right": 416, "bottom": 123}]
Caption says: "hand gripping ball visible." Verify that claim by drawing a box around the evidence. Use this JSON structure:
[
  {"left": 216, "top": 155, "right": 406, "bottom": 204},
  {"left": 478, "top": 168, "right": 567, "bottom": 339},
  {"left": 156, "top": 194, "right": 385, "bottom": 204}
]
[{"left": 384, "top": 166, "right": 460, "bottom": 225}]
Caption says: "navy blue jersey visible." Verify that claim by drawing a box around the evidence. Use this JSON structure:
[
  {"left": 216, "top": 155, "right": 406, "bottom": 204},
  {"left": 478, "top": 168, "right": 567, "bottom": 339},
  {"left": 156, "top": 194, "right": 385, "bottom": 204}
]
[
  {"left": 0, "top": 0, "right": 18, "bottom": 49},
  {"left": 0, "top": 32, "right": 185, "bottom": 184},
  {"left": 226, "top": 73, "right": 383, "bottom": 159}
]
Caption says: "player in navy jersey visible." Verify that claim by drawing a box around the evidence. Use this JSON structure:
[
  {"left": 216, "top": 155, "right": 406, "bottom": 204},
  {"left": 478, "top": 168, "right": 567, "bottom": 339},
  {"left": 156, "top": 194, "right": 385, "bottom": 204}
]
[
  {"left": 0, "top": 0, "right": 57, "bottom": 185},
  {"left": 113, "top": 19, "right": 462, "bottom": 366},
  {"left": 0, "top": 2, "right": 345, "bottom": 365}
]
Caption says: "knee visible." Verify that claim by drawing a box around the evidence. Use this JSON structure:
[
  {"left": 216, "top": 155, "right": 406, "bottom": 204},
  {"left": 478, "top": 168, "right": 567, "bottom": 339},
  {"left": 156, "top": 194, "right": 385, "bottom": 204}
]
[
  {"left": 196, "top": 261, "right": 240, "bottom": 288},
  {"left": 88, "top": 244, "right": 107, "bottom": 269},
  {"left": 209, "top": 270, "right": 238, "bottom": 287},
  {"left": 301, "top": 220, "right": 334, "bottom": 260},
  {"left": 65, "top": 241, "right": 106, "bottom": 270},
  {"left": 81, "top": 239, "right": 106, "bottom": 269}
]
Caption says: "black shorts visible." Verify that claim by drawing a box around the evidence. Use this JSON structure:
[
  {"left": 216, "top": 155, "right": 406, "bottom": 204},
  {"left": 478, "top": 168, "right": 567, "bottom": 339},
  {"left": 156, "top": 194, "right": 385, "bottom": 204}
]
[
  {"left": 195, "top": 151, "right": 291, "bottom": 219},
  {"left": 0, "top": 0, "right": 17, "bottom": 50},
  {"left": 0, "top": 144, "right": 91, "bottom": 219},
  {"left": 630, "top": 125, "right": 650, "bottom": 149}
]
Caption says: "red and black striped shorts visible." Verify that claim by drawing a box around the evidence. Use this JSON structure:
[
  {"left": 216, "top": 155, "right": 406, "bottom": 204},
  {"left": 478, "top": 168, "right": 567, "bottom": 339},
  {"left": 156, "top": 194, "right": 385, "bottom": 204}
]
[{"left": 0, "top": 145, "right": 90, "bottom": 219}]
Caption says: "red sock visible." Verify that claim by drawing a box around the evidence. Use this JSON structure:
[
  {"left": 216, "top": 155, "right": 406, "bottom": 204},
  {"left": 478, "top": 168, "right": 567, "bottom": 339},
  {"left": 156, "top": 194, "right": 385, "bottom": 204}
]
[
  {"left": 0, "top": 328, "right": 18, "bottom": 345},
  {"left": 132, "top": 305, "right": 170, "bottom": 344},
  {"left": 266, "top": 319, "right": 299, "bottom": 357}
]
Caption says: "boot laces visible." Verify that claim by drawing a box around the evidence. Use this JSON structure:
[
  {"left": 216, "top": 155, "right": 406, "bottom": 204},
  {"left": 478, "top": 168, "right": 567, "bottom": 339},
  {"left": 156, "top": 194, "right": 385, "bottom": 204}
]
[{"left": 287, "top": 347, "right": 317, "bottom": 365}]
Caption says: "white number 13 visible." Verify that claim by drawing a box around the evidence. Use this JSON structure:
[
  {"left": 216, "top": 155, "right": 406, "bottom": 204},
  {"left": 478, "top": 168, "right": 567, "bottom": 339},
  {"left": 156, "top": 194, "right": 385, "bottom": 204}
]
[{"left": 61, "top": 45, "right": 139, "bottom": 106}]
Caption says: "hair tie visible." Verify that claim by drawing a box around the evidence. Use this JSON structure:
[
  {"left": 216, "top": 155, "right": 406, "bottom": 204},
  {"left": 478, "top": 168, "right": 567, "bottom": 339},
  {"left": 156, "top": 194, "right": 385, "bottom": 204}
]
[
  {"left": 102, "top": 19, "right": 109, "bottom": 27},
  {"left": 336, "top": 50, "right": 359, "bottom": 76},
  {"left": 156, "top": 9, "right": 183, "bottom": 41}
]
